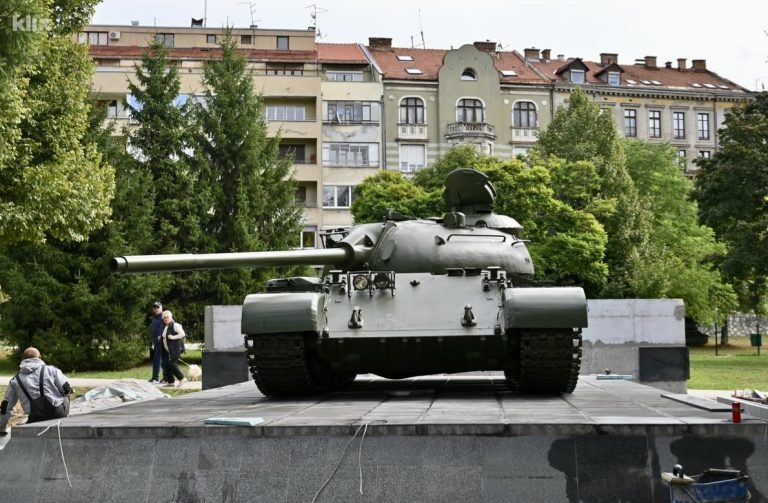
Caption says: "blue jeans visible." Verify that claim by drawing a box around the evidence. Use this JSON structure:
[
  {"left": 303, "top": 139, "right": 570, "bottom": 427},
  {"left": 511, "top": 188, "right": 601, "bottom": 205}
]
[{"left": 151, "top": 342, "right": 167, "bottom": 381}]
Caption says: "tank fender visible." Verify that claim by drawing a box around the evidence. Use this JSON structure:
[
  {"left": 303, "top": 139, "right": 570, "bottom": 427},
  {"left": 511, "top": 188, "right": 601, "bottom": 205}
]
[
  {"left": 504, "top": 287, "right": 588, "bottom": 329},
  {"left": 242, "top": 292, "right": 325, "bottom": 335}
]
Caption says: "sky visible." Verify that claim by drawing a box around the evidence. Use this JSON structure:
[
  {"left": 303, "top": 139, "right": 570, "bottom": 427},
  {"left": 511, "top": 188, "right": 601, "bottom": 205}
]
[{"left": 91, "top": 0, "right": 768, "bottom": 91}]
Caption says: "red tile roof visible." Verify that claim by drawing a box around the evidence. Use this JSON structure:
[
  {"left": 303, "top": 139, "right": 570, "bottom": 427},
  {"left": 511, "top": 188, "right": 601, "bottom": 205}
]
[
  {"left": 531, "top": 57, "right": 748, "bottom": 93},
  {"left": 317, "top": 43, "right": 367, "bottom": 63},
  {"left": 367, "top": 46, "right": 549, "bottom": 84}
]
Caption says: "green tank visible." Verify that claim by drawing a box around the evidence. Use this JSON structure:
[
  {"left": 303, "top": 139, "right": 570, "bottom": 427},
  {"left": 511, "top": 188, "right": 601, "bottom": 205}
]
[{"left": 112, "top": 169, "right": 587, "bottom": 396}]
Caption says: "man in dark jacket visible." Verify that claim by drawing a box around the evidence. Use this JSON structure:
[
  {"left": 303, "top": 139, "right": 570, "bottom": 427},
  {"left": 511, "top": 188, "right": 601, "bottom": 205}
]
[
  {"left": 0, "top": 347, "right": 72, "bottom": 434},
  {"left": 149, "top": 301, "right": 167, "bottom": 384}
]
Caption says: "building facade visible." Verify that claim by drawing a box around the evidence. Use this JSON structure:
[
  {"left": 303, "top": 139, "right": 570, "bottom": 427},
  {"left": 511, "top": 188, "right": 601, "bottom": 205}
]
[{"left": 82, "top": 24, "right": 752, "bottom": 250}]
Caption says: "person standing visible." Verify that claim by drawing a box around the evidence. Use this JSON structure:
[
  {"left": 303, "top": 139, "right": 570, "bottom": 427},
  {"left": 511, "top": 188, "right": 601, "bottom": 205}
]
[
  {"left": 149, "top": 301, "right": 167, "bottom": 384},
  {"left": 161, "top": 310, "right": 187, "bottom": 388},
  {"left": 0, "top": 347, "right": 73, "bottom": 434}
]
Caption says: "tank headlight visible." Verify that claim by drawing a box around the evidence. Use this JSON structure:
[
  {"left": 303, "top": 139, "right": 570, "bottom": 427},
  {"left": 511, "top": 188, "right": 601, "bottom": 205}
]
[
  {"left": 373, "top": 272, "right": 392, "bottom": 290},
  {"left": 352, "top": 274, "right": 369, "bottom": 291}
]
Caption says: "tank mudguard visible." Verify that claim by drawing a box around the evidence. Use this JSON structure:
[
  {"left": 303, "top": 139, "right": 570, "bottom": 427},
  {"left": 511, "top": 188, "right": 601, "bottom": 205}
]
[
  {"left": 504, "top": 287, "right": 588, "bottom": 329},
  {"left": 241, "top": 292, "right": 324, "bottom": 335}
]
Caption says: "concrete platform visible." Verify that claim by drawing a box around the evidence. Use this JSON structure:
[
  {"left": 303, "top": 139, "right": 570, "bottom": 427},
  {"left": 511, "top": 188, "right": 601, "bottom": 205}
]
[{"left": 1, "top": 376, "right": 767, "bottom": 502}]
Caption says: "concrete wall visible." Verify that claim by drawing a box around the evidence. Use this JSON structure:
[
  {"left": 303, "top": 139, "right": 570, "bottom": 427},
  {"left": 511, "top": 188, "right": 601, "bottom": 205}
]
[{"left": 203, "top": 299, "right": 688, "bottom": 391}]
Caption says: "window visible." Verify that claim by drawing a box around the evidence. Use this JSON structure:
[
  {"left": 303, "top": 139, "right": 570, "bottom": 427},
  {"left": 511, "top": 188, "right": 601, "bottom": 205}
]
[
  {"left": 512, "top": 146, "right": 530, "bottom": 157},
  {"left": 697, "top": 112, "right": 710, "bottom": 140},
  {"left": 322, "top": 143, "right": 379, "bottom": 167},
  {"left": 677, "top": 149, "right": 687, "bottom": 169},
  {"left": 154, "top": 33, "right": 174, "bottom": 48},
  {"left": 300, "top": 227, "right": 317, "bottom": 248},
  {"left": 405, "top": 68, "right": 423, "bottom": 75},
  {"left": 607, "top": 71, "right": 620, "bottom": 86},
  {"left": 326, "top": 71, "right": 363, "bottom": 82},
  {"left": 698, "top": 150, "right": 711, "bottom": 159},
  {"left": 276, "top": 36, "right": 289, "bottom": 50},
  {"left": 456, "top": 98, "right": 484, "bottom": 123},
  {"left": 399, "top": 97, "right": 425, "bottom": 125},
  {"left": 206, "top": 34, "right": 217, "bottom": 44},
  {"left": 513, "top": 101, "right": 537, "bottom": 128},
  {"left": 623, "top": 109, "right": 637, "bottom": 137},
  {"left": 323, "top": 185, "right": 354, "bottom": 208},
  {"left": 570, "top": 69, "right": 585, "bottom": 84},
  {"left": 240, "top": 35, "right": 252, "bottom": 45},
  {"left": 78, "top": 31, "right": 108, "bottom": 45},
  {"left": 648, "top": 110, "right": 661, "bottom": 138},
  {"left": 296, "top": 186, "right": 307, "bottom": 205},
  {"left": 267, "top": 105, "right": 307, "bottom": 121},
  {"left": 266, "top": 64, "right": 303, "bottom": 76},
  {"left": 106, "top": 100, "right": 118, "bottom": 118},
  {"left": 461, "top": 68, "right": 477, "bottom": 80},
  {"left": 326, "top": 101, "right": 379, "bottom": 123},
  {"left": 278, "top": 144, "right": 306, "bottom": 163},
  {"left": 673, "top": 112, "right": 686, "bottom": 139},
  {"left": 399, "top": 144, "right": 426, "bottom": 173}
]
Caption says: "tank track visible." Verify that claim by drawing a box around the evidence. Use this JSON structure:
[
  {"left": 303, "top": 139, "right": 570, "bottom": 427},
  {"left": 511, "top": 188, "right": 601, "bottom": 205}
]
[
  {"left": 505, "top": 329, "right": 582, "bottom": 394},
  {"left": 244, "top": 334, "right": 355, "bottom": 397}
]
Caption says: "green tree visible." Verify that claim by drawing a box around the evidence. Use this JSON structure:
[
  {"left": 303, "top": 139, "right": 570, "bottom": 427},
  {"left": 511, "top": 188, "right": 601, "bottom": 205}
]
[
  {"left": 0, "top": 103, "right": 159, "bottom": 370},
  {"left": 0, "top": 0, "right": 111, "bottom": 245},
  {"left": 124, "top": 39, "right": 206, "bottom": 332},
  {"left": 625, "top": 140, "right": 736, "bottom": 324},
  {"left": 533, "top": 88, "right": 652, "bottom": 297},
  {"left": 190, "top": 30, "right": 304, "bottom": 307},
  {"left": 694, "top": 92, "right": 768, "bottom": 313}
]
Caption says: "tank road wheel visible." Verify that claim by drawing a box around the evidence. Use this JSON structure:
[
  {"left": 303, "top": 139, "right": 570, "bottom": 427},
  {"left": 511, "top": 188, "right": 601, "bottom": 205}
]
[
  {"left": 506, "top": 329, "right": 582, "bottom": 394},
  {"left": 244, "top": 334, "right": 319, "bottom": 397}
]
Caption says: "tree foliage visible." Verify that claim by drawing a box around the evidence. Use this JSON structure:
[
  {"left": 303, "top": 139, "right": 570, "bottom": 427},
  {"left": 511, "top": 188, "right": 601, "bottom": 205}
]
[
  {"left": 0, "top": 0, "right": 111, "bottom": 245},
  {"left": 624, "top": 140, "right": 735, "bottom": 323},
  {"left": 694, "top": 93, "right": 768, "bottom": 313},
  {"left": 533, "top": 88, "right": 652, "bottom": 297},
  {"left": 189, "top": 30, "right": 304, "bottom": 308}
]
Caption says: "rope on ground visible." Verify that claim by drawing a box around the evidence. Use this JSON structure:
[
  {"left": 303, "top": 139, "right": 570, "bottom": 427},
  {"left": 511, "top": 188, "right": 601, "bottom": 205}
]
[
  {"left": 37, "top": 420, "right": 71, "bottom": 488},
  {"left": 310, "top": 420, "right": 387, "bottom": 503}
]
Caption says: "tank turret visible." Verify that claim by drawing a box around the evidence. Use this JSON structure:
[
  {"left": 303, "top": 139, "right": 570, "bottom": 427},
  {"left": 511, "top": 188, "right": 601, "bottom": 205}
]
[{"left": 113, "top": 169, "right": 587, "bottom": 397}]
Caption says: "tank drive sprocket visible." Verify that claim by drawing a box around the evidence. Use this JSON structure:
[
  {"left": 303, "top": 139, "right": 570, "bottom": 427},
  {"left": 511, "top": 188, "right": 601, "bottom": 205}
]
[{"left": 505, "top": 329, "right": 582, "bottom": 394}]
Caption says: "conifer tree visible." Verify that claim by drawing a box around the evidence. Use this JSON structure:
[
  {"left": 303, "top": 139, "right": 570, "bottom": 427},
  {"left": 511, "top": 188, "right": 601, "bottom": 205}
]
[{"left": 190, "top": 30, "right": 303, "bottom": 306}]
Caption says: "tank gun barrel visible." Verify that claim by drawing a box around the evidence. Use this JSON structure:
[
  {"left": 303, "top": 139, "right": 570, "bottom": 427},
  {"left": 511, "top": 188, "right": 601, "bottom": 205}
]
[{"left": 111, "top": 247, "right": 363, "bottom": 274}]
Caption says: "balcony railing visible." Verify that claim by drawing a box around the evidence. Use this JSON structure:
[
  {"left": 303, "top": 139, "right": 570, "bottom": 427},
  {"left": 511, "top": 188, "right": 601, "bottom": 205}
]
[
  {"left": 397, "top": 123, "right": 428, "bottom": 140},
  {"left": 445, "top": 122, "right": 495, "bottom": 140},
  {"left": 510, "top": 127, "right": 540, "bottom": 142}
]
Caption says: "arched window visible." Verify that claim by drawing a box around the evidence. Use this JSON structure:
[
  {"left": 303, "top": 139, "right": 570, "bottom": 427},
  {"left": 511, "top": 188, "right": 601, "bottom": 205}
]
[
  {"left": 456, "top": 98, "right": 484, "bottom": 123},
  {"left": 513, "top": 101, "right": 537, "bottom": 128},
  {"left": 461, "top": 68, "right": 477, "bottom": 80},
  {"left": 399, "top": 97, "right": 425, "bottom": 125}
]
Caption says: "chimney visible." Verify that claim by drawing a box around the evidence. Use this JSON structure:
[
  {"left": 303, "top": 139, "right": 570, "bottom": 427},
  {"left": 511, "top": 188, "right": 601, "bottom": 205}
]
[
  {"left": 691, "top": 59, "right": 707, "bottom": 71},
  {"left": 600, "top": 53, "right": 618, "bottom": 65},
  {"left": 473, "top": 41, "right": 497, "bottom": 53},
  {"left": 541, "top": 49, "right": 551, "bottom": 61},
  {"left": 368, "top": 37, "right": 392, "bottom": 50},
  {"left": 523, "top": 47, "right": 540, "bottom": 60},
  {"left": 557, "top": 54, "right": 565, "bottom": 62},
  {"left": 644, "top": 56, "right": 657, "bottom": 69},
  {"left": 677, "top": 58, "right": 687, "bottom": 71},
  {"left": 665, "top": 61, "right": 672, "bottom": 69}
]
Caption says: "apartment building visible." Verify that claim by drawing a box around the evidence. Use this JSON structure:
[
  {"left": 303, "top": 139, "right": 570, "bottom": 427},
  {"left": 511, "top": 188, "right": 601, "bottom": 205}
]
[
  {"left": 82, "top": 24, "right": 382, "bottom": 250},
  {"left": 523, "top": 49, "right": 751, "bottom": 176}
]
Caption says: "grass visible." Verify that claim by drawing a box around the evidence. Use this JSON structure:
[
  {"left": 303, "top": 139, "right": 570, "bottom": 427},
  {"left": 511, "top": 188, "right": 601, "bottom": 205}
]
[{"left": 688, "top": 336, "right": 768, "bottom": 390}]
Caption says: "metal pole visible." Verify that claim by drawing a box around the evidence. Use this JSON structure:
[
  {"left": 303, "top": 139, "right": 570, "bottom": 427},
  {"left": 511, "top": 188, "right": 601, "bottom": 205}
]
[{"left": 714, "top": 322, "right": 719, "bottom": 356}]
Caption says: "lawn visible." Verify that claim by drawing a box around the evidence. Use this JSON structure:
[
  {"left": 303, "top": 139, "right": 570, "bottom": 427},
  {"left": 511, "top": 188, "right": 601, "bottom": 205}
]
[{"left": 688, "top": 336, "right": 768, "bottom": 390}]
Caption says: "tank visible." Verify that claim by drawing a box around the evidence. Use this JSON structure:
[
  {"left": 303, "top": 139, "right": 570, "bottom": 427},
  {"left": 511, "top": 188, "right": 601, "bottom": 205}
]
[{"left": 112, "top": 169, "right": 587, "bottom": 396}]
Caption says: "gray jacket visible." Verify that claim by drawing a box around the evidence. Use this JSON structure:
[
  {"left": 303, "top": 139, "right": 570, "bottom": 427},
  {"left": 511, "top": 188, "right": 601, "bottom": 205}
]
[{"left": 0, "top": 358, "right": 70, "bottom": 430}]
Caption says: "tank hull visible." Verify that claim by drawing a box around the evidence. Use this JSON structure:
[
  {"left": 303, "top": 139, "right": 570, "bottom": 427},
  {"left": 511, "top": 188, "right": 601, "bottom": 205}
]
[{"left": 242, "top": 271, "right": 586, "bottom": 396}]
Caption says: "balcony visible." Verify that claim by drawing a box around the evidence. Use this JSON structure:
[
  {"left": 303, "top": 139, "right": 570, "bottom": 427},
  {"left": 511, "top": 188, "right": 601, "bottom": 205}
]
[
  {"left": 397, "top": 123, "right": 428, "bottom": 140},
  {"left": 445, "top": 122, "right": 495, "bottom": 141},
  {"left": 510, "top": 127, "right": 539, "bottom": 143}
]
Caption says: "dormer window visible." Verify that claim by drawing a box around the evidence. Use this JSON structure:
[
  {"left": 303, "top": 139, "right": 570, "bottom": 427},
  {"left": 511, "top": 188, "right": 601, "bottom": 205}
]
[
  {"left": 608, "top": 71, "right": 620, "bottom": 86},
  {"left": 570, "top": 69, "right": 585, "bottom": 84},
  {"left": 461, "top": 68, "right": 477, "bottom": 81}
]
